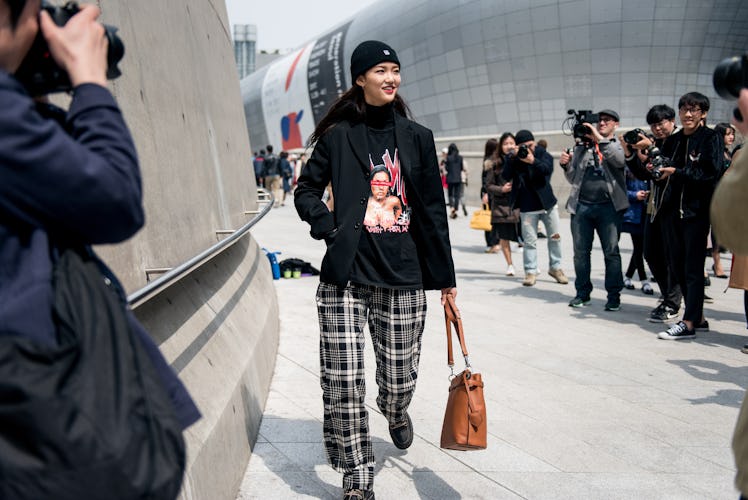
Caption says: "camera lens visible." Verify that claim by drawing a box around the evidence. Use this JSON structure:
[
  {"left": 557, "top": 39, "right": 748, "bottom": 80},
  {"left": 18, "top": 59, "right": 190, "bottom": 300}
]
[{"left": 713, "top": 55, "right": 744, "bottom": 100}]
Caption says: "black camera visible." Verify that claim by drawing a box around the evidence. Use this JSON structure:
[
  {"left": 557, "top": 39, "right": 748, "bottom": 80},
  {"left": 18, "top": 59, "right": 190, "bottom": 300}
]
[
  {"left": 713, "top": 53, "right": 748, "bottom": 100},
  {"left": 647, "top": 146, "right": 671, "bottom": 180},
  {"left": 14, "top": 1, "right": 124, "bottom": 96},
  {"left": 566, "top": 109, "right": 600, "bottom": 140},
  {"left": 517, "top": 144, "right": 530, "bottom": 159},
  {"left": 623, "top": 128, "right": 646, "bottom": 145}
]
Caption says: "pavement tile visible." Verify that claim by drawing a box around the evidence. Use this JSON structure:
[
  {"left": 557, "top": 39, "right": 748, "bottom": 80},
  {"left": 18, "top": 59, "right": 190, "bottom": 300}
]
[{"left": 237, "top": 203, "right": 745, "bottom": 499}]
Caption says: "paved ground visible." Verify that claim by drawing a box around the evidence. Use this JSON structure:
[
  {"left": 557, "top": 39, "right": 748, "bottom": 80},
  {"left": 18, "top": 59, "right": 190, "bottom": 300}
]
[{"left": 238, "top": 200, "right": 748, "bottom": 500}]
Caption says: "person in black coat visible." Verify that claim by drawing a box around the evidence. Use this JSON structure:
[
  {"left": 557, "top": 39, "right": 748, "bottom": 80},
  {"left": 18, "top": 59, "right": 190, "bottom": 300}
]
[
  {"left": 444, "top": 142, "right": 464, "bottom": 218},
  {"left": 294, "top": 40, "right": 457, "bottom": 500},
  {"left": 652, "top": 92, "right": 723, "bottom": 340}
]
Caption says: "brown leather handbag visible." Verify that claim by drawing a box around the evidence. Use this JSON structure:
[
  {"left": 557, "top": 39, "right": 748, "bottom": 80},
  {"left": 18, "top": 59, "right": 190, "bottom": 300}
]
[{"left": 439, "top": 295, "right": 487, "bottom": 450}]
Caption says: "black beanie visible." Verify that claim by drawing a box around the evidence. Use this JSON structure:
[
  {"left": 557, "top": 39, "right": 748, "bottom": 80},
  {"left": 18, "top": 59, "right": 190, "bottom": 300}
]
[
  {"left": 515, "top": 129, "right": 535, "bottom": 144},
  {"left": 350, "top": 40, "right": 400, "bottom": 82}
]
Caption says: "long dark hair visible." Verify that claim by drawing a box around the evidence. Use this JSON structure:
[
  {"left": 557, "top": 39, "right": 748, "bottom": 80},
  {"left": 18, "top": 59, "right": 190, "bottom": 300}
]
[
  {"left": 308, "top": 85, "right": 412, "bottom": 146},
  {"left": 483, "top": 138, "right": 498, "bottom": 162},
  {"left": 497, "top": 132, "right": 515, "bottom": 165}
]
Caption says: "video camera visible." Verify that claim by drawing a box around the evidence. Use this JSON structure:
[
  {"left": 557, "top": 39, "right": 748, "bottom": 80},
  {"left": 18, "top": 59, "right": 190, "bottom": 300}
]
[
  {"left": 564, "top": 109, "right": 599, "bottom": 141},
  {"left": 14, "top": 1, "right": 124, "bottom": 96}
]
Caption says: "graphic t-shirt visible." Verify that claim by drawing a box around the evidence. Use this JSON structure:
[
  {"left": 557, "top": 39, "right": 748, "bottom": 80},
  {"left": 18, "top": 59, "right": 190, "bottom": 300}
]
[{"left": 348, "top": 125, "right": 422, "bottom": 288}]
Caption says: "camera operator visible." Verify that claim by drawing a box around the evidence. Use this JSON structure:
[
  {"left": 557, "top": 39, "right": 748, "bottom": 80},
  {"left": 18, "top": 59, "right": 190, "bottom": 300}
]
[
  {"left": 502, "top": 129, "right": 568, "bottom": 287},
  {"left": 620, "top": 105, "right": 684, "bottom": 323},
  {"left": 646, "top": 92, "right": 722, "bottom": 340},
  {"left": 559, "top": 109, "right": 628, "bottom": 311},
  {"left": 0, "top": 0, "right": 199, "bottom": 493}
]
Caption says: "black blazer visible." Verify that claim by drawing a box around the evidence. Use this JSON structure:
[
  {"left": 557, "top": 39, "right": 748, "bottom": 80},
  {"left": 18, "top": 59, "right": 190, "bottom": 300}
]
[{"left": 294, "top": 113, "right": 456, "bottom": 290}]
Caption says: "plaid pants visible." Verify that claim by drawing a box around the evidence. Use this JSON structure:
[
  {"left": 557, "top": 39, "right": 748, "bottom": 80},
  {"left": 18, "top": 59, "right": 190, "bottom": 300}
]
[{"left": 316, "top": 282, "right": 427, "bottom": 491}]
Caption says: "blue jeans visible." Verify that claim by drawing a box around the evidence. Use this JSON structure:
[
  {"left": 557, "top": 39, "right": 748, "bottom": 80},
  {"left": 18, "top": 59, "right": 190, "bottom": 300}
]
[
  {"left": 570, "top": 201, "right": 624, "bottom": 301},
  {"left": 520, "top": 204, "right": 562, "bottom": 274}
]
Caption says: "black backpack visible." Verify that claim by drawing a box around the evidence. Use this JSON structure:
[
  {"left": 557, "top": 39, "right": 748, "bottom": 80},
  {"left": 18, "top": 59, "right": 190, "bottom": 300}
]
[{"left": 0, "top": 247, "right": 186, "bottom": 500}]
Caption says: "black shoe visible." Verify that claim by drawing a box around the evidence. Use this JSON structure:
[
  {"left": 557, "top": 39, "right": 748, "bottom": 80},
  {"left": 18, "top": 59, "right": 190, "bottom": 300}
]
[
  {"left": 604, "top": 299, "right": 621, "bottom": 311},
  {"left": 649, "top": 303, "right": 678, "bottom": 323},
  {"left": 695, "top": 319, "right": 710, "bottom": 332},
  {"left": 704, "top": 276, "right": 711, "bottom": 287},
  {"left": 389, "top": 413, "right": 413, "bottom": 449},
  {"left": 741, "top": 344, "right": 748, "bottom": 355},
  {"left": 704, "top": 293, "right": 714, "bottom": 304},
  {"left": 343, "top": 489, "right": 375, "bottom": 500},
  {"left": 658, "top": 321, "right": 696, "bottom": 340},
  {"left": 569, "top": 296, "right": 590, "bottom": 308},
  {"left": 538, "top": 231, "right": 547, "bottom": 238}
]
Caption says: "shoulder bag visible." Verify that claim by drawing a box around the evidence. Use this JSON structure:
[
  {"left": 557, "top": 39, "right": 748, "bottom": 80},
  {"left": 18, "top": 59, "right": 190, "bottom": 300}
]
[
  {"left": 0, "top": 247, "right": 186, "bottom": 500},
  {"left": 440, "top": 295, "right": 487, "bottom": 450}
]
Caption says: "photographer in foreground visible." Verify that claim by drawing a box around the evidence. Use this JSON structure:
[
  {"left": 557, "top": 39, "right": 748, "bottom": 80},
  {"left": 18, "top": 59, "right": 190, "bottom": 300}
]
[
  {"left": 0, "top": 1, "right": 198, "bottom": 496},
  {"left": 560, "top": 110, "right": 627, "bottom": 311},
  {"left": 620, "top": 105, "right": 684, "bottom": 323},
  {"left": 650, "top": 93, "right": 722, "bottom": 340},
  {"left": 711, "top": 55, "right": 748, "bottom": 500}
]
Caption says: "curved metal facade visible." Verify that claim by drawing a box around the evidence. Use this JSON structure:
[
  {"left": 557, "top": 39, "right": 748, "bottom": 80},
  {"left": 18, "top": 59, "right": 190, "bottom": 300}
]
[{"left": 241, "top": 0, "right": 748, "bottom": 148}]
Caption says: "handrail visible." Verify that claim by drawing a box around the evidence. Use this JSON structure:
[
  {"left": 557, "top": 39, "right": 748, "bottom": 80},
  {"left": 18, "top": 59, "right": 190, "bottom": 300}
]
[{"left": 127, "top": 188, "right": 274, "bottom": 309}]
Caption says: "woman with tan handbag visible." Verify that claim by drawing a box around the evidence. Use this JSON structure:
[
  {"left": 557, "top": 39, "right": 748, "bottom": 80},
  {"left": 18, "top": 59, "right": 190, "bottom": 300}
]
[
  {"left": 294, "top": 40, "right": 457, "bottom": 500},
  {"left": 483, "top": 133, "right": 520, "bottom": 276}
]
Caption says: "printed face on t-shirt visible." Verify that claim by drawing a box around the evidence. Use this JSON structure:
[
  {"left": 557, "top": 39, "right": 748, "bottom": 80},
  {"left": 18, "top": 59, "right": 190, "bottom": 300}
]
[{"left": 363, "top": 149, "right": 410, "bottom": 233}]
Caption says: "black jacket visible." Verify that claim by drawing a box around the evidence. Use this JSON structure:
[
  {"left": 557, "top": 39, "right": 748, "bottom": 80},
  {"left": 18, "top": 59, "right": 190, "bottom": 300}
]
[
  {"left": 502, "top": 146, "right": 557, "bottom": 211},
  {"left": 660, "top": 125, "right": 722, "bottom": 219},
  {"left": 295, "top": 113, "right": 455, "bottom": 289}
]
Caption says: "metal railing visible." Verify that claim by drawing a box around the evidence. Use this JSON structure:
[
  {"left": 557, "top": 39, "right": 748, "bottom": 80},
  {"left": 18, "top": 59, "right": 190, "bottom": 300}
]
[{"left": 127, "top": 188, "right": 274, "bottom": 309}]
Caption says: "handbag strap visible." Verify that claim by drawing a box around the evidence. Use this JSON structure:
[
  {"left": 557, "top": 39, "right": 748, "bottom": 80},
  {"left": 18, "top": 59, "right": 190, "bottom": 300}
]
[{"left": 444, "top": 295, "right": 470, "bottom": 373}]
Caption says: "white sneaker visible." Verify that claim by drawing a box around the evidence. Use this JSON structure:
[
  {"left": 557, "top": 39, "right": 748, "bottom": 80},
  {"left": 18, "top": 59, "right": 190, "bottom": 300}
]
[{"left": 506, "top": 264, "right": 515, "bottom": 276}]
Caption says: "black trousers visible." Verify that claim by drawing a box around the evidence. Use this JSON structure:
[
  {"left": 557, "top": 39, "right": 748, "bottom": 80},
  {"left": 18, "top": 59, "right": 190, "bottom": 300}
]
[
  {"left": 660, "top": 209, "right": 710, "bottom": 323},
  {"left": 625, "top": 232, "right": 647, "bottom": 280},
  {"left": 644, "top": 214, "right": 682, "bottom": 310}
]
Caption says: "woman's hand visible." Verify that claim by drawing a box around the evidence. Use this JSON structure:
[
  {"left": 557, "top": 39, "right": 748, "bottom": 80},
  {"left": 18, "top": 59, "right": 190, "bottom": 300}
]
[{"left": 440, "top": 287, "right": 458, "bottom": 314}]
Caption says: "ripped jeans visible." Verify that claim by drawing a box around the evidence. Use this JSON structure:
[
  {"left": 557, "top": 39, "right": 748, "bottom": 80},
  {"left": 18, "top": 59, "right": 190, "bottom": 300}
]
[{"left": 520, "top": 204, "right": 563, "bottom": 275}]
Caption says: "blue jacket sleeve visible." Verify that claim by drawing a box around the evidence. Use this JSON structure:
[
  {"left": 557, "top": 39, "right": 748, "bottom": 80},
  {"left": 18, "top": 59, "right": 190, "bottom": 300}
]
[{"left": 0, "top": 74, "right": 144, "bottom": 244}]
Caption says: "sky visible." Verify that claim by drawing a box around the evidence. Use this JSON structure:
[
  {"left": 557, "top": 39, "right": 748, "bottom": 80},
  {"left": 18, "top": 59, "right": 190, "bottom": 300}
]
[{"left": 224, "top": 0, "right": 380, "bottom": 52}]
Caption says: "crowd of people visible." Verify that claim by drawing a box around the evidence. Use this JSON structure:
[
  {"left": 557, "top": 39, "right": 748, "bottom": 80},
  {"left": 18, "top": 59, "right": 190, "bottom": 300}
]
[
  {"left": 476, "top": 95, "right": 747, "bottom": 342},
  {"left": 252, "top": 146, "right": 306, "bottom": 207}
]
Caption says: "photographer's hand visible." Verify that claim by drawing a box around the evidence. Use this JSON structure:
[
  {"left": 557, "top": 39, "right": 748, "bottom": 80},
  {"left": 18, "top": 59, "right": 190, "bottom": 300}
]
[
  {"left": 633, "top": 134, "right": 653, "bottom": 151},
  {"left": 40, "top": 4, "right": 107, "bottom": 88},
  {"left": 583, "top": 123, "right": 603, "bottom": 143},
  {"left": 560, "top": 149, "right": 572, "bottom": 166},
  {"left": 657, "top": 166, "right": 676, "bottom": 179}
]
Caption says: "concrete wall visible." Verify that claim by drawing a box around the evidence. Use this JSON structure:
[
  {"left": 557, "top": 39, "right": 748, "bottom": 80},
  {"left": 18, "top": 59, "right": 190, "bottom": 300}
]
[{"left": 72, "top": 2, "right": 279, "bottom": 498}]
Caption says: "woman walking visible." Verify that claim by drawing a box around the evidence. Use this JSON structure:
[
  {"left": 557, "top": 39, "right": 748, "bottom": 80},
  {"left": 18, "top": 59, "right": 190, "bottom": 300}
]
[
  {"left": 444, "top": 142, "right": 464, "bottom": 218},
  {"left": 294, "top": 40, "right": 457, "bottom": 500}
]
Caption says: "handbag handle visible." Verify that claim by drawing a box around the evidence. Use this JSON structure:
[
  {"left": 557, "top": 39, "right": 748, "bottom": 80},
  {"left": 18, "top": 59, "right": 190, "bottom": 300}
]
[{"left": 444, "top": 295, "right": 471, "bottom": 374}]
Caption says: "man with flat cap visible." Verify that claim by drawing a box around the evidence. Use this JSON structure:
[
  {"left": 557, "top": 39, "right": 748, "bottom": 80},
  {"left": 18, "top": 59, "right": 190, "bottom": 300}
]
[{"left": 560, "top": 109, "right": 628, "bottom": 311}]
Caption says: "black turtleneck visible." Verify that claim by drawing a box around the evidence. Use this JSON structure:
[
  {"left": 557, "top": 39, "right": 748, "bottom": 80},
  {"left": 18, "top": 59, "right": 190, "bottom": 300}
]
[{"left": 365, "top": 102, "right": 395, "bottom": 130}]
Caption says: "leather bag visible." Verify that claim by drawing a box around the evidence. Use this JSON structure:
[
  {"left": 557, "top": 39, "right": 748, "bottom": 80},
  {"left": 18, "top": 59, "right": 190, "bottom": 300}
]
[
  {"left": 469, "top": 204, "right": 492, "bottom": 231},
  {"left": 0, "top": 247, "right": 186, "bottom": 500},
  {"left": 440, "top": 295, "right": 487, "bottom": 450}
]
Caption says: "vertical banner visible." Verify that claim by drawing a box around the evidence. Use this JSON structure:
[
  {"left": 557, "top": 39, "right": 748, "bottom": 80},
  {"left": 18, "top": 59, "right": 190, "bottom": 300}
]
[
  {"left": 260, "top": 21, "right": 352, "bottom": 150},
  {"left": 307, "top": 21, "right": 352, "bottom": 124}
]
